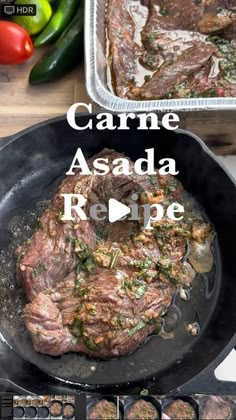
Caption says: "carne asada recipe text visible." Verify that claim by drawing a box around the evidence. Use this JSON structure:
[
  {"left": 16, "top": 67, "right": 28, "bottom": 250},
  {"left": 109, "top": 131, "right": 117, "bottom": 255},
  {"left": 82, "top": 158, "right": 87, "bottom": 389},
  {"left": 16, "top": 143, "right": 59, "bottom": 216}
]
[
  {"left": 67, "top": 103, "right": 180, "bottom": 131},
  {"left": 62, "top": 148, "right": 184, "bottom": 228}
]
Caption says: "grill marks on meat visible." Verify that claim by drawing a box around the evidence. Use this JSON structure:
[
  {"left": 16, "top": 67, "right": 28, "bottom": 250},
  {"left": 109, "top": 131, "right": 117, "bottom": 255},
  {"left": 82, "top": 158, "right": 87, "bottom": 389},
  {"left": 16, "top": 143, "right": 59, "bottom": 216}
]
[
  {"left": 107, "top": 0, "right": 236, "bottom": 99},
  {"left": 19, "top": 150, "right": 211, "bottom": 358}
]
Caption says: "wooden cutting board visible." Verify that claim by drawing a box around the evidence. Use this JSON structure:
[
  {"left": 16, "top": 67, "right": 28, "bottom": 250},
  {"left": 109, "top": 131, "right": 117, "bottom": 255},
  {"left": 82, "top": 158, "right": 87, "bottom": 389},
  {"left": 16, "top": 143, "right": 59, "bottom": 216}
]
[{"left": 0, "top": 49, "right": 235, "bottom": 155}]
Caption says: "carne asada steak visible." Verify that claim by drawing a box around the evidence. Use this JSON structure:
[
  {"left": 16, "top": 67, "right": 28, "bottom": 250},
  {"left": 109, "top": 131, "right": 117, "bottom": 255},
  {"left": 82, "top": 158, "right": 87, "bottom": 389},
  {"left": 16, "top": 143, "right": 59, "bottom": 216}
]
[
  {"left": 107, "top": 0, "right": 236, "bottom": 99},
  {"left": 129, "top": 42, "right": 216, "bottom": 99},
  {"left": 18, "top": 149, "right": 212, "bottom": 358},
  {"left": 201, "top": 396, "right": 234, "bottom": 420},
  {"left": 107, "top": 0, "right": 140, "bottom": 98},
  {"left": 88, "top": 399, "right": 117, "bottom": 420},
  {"left": 164, "top": 399, "right": 196, "bottom": 420},
  {"left": 125, "top": 399, "right": 159, "bottom": 419}
]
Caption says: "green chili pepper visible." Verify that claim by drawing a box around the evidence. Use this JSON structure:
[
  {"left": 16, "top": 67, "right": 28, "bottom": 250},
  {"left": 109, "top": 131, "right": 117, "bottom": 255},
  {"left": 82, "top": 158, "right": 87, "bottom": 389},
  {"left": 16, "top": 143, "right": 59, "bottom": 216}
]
[
  {"left": 29, "top": 1, "right": 84, "bottom": 85},
  {"left": 34, "top": 0, "right": 79, "bottom": 47}
]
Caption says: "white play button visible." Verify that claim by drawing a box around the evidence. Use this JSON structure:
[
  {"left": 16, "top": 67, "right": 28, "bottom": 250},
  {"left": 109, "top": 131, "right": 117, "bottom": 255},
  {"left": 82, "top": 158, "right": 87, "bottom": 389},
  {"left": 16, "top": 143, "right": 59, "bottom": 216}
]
[{"left": 108, "top": 198, "right": 131, "bottom": 223}]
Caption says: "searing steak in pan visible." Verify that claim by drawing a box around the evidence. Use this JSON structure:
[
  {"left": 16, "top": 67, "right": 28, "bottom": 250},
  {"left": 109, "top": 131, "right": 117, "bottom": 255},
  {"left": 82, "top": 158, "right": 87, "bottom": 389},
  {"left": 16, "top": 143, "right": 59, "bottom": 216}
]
[
  {"left": 16, "top": 149, "right": 181, "bottom": 301},
  {"left": 17, "top": 149, "right": 212, "bottom": 358},
  {"left": 164, "top": 399, "right": 196, "bottom": 419},
  {"left": 125, "top": 398, "right": 159, "bottom": 419},
  {"left": 88, "top": 399, "right": 117, "bottom": 419},
  {"left": 0, "top": 115, "right": 236, "bottom": 394}
]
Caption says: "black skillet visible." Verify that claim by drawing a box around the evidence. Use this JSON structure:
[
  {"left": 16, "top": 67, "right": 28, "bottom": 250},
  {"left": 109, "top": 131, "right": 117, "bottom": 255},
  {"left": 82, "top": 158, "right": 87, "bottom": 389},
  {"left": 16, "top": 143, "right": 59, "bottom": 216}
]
[
  {"left": 38, "top": 406, "right": 50, "bottom": 418},
  {"left": 25, "top": 405, "right": 38, "bottom": 418},
  {"left": 13, "top": 406, "right": 25, "bottom": 418},
  {"left": 0, "top": 114, "right": 235, "bottom": 395}
]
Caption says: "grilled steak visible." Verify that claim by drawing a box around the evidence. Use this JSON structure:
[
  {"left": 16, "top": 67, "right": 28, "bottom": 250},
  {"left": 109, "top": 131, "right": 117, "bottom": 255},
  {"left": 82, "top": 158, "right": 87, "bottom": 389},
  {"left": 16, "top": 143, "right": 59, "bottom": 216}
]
[{"left": 18, "top": 149, "right": 211, "bottom": 358}]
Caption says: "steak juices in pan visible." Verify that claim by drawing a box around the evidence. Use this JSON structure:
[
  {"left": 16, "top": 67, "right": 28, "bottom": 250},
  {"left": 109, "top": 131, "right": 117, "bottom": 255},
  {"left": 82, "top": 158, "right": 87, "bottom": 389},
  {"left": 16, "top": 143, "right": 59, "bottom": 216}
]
[
  {"left": 17, "top": 149, "right": 213, "bottom": 358},
  {"left": 106, "top": 0, "right": 236, "bottom": 99}
]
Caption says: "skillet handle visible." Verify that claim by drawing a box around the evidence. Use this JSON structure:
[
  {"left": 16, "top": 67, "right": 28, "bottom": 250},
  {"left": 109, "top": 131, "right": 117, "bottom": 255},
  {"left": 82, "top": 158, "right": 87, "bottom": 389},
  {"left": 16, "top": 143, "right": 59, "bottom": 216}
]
[
  {"left": 177, "top": 342, "right": 236, "bottom": 395},
  {"left": 0, "top": 135, "right": 14, "bottom": 151},
  {"left": 0, "top": 378, "right": 34, "bottom": 395},
  {"left": 178, "top": 370, "right": 236, "bottom": 395}
]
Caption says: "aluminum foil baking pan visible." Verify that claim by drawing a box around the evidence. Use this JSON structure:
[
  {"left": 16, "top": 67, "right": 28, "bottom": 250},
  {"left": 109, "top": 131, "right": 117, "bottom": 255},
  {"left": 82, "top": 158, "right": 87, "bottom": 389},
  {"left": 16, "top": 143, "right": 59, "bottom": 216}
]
[{"left": 85, "top": 0, "right": 236, "bottom": 112}]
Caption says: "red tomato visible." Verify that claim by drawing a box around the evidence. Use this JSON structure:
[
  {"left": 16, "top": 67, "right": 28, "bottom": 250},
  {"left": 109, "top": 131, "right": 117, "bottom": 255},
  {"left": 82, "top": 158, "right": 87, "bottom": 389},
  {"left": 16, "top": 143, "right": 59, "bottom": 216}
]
[{"left": 0, "top": 21, "right": 33, "bottom": 65}]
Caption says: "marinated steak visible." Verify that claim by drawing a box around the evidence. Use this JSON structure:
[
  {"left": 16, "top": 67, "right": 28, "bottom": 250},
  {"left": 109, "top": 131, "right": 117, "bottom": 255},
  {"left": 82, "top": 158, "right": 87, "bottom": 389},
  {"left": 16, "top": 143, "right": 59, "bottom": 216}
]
[
  {"left": 130, "top": 42, "right": 216, "bottom": 99},
  {"left": 164, "top": 399, "right": 196, "bottom": 420},
  {"left": 88, "top": 399, "right": 117, "bottom": 420},
  {"left": 107, "top": 0, "right": 140, "bottom": 97},
  {"left": 18, "top": 149, "right": 211, "bottom": 358},
  {"left": 16, "top": 149, "right": 180, "bottom": 301},
  {"left": 23, "top": 268, "right": 175, "bottom": 357},
  {"left": 125, "top": 399, "right": 159, "bottom": 419},
  {"left": 201, "top": 397, "right": 234, "bottom": 420},
  {"left": 107, "top": 0, "right": 236, "bottom": 99}
]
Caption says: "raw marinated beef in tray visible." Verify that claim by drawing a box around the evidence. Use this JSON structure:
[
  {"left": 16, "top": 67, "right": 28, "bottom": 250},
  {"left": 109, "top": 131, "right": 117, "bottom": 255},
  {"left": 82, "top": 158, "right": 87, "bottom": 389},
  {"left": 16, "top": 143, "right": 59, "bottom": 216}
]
[
  {"left": 17, "top": 149, "right": 213, "bottom": 358},
  {"left": 106, "top": 0, "right": 236, "bottom": 99}
]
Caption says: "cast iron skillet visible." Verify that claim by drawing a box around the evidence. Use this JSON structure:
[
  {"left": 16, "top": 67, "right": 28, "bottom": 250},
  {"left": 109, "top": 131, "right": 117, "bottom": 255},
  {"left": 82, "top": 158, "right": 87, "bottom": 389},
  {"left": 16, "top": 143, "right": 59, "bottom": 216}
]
[
  {"left": 0, "top": 114, "right": 235, "bottom": 395},
  {"left": 13, "top": 406, "right": 25, "bottom": 418}
]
